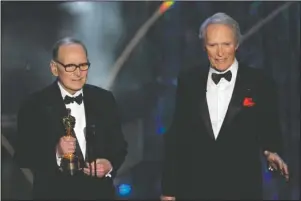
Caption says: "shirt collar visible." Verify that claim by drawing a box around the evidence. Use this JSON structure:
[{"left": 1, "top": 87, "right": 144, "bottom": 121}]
[{"left": 57, "top": 81, "right": 83, "bottom": 99}]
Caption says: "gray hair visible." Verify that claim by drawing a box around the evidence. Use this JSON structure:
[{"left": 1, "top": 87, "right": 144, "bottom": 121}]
[
  {"left": 199, "top": 12, "right": 242, "bottom": 45},
  {"left": 52, "top": 37, "right": 88, "bottom": 61}
]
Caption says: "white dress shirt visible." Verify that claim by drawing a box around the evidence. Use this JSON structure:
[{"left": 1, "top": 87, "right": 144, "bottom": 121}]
[
  {"left": 206, "top": 59, "right": 238, "bottom": 139},
  {"left": 56, "top": 81, "right": 86, "bottom": 165}
]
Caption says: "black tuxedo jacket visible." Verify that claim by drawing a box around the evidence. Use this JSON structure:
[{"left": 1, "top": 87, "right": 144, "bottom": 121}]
[
  {"left": 15, "top": 82, "right": 127, "bottom": 199},
  {"left": 162, "top": 64, "right": 282, "bottom": 199}
]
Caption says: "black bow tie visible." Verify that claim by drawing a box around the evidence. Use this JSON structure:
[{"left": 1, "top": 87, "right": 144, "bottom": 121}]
[
  {"left": 211, "top": 70, "right": 232, "bottom": 84},
  {"left": 63, "top": 94, "right": 83, "bottom": 105}
]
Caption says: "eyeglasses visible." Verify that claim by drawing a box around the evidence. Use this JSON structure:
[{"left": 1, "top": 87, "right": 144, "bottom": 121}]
[{"left": 54, "top": 60, "right": 91, "bottom": 72}]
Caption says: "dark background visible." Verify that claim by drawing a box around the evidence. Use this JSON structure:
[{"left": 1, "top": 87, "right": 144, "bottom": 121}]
[{"left": 1, "top": 1, "right": 300, "bottom": 200}]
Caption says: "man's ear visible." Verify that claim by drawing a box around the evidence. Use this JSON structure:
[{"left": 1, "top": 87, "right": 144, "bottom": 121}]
[
  {"left": 235, "top": 43, "right": 239, "bottom": 50},
  {"left": 50, "top": 60, "right": 58, "bottom": 77}
]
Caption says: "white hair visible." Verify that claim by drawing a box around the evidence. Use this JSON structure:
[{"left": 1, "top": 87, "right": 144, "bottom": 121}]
[{"left": 199, "top": 12, "right": 242, "bottom": 45}]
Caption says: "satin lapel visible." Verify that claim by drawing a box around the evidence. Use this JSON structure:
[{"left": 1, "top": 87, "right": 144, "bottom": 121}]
[
  {"left": 83, "top": 85, "right": 96, "bottom": 130},
  {"left": 221, "top": 66, "right": 251, "bottom": 131},
  {"left": 198, "top": 69, "right": 215, "bottom": 140},
  {"left": 44, "top": 82, "right": 68, "bottom": 139},
  {"left": 82, "top": 85, "right": 106, "bottom": 159}
]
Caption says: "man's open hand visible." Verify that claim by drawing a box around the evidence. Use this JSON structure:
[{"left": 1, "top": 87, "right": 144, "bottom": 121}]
[{"left": 264, "top": 150, "right": 289, "bottom": 181}]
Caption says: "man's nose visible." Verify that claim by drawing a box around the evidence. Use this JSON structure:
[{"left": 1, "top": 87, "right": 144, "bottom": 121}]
[
  {"left": 217, "top": 46, "right": 224, "bottom": 57},
  {"left": 74, "top": 67, "right": 81, "bottom": 76}
]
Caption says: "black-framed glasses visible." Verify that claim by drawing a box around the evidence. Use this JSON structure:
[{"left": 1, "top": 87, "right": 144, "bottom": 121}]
[{"left": 54, "top": 60, "right": 91, "bottom": 72}]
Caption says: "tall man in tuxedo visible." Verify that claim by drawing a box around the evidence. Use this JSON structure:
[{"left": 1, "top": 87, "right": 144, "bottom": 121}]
[
  {"left": 161, "top": 13, "right": 289, "bottom": 200},
  {"left": 15, "top": 37, "right": 127, "bottom": 199}
]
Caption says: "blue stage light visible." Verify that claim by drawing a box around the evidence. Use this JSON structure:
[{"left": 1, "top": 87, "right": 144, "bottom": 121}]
[{"left": 118, "top": 184, "right": 132, "bottom": 196}]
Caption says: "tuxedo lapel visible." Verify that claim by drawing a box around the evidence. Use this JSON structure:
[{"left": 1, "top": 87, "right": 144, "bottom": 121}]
[
  {"left": 44, "top": 82, "right": 68, "bottom": 138},
  {"left": 83, "top": 85, "right": 98, "bottom": 133},
  {"left": 197, "top": 69, "right": 215, "bottom": 140},
  {"left": 200, "top": 98, "right": 215, "bottom": 140},
  {"left": 220, "top": 66, "right": 253, "bottom": 134},
  {"left": 82, "top": 85, "right": 105, "bottom": 160}
]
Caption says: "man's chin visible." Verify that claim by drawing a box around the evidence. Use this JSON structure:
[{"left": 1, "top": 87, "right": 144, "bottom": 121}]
[
  {"left": 72, "top": 86, "right": 84, "bottom": 91},
  {"left": 72, "top": 80, "right": 86, "bottom": 87},
  {"left": 213, "top": 63, "right": 232, "bottom": 72},
  {"left": 68, "top": 84, "right": 85, "bottom": 93}
]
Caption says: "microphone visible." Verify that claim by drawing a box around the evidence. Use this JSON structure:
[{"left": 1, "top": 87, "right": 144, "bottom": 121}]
[{"left": 86, "top": 124, "right": 96, "bottom": 176}]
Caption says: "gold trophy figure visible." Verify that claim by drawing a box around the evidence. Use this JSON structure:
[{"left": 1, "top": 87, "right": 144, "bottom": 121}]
[{"left": 61, "top": 108, "right": 79, "bottom": 175}]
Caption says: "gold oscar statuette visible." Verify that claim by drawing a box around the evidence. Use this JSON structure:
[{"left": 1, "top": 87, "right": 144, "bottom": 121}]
[{"left": 61, "top": 108, "right": 79, "bottom": 175}]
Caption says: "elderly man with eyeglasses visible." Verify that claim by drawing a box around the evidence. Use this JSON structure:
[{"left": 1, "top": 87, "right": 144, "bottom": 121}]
[{"left": 15, "top": 37, "right": 127, "bottom": 200}]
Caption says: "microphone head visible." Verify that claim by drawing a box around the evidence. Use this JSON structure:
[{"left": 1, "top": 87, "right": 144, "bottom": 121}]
[{"left": 88, "top": 124, "right": 96, "bottom": 136}]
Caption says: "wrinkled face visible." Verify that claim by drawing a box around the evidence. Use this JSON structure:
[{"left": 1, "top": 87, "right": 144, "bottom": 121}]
[
  {"left": 205, "top": 24, "right": 238, "bottom": 72},
  {"left": 50, "top": 44, "right": 89, "bottom": 94}
]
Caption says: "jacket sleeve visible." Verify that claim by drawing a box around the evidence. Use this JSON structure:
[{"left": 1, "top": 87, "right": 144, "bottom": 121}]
[
  {"left": 14, "top": 98, "right": 58, "bottom": 172},
  {"left": 257, "top": 75, "right": 283, "bottom": 156}
]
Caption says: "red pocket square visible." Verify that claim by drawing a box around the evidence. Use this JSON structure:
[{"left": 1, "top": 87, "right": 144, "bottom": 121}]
[{"left": 243, "top": 97, "right": 255, "bottom": 107}]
